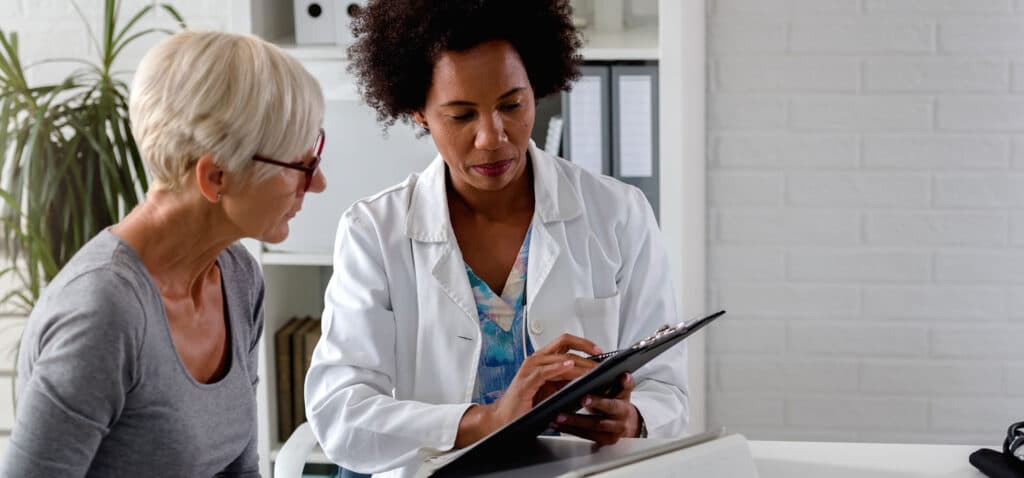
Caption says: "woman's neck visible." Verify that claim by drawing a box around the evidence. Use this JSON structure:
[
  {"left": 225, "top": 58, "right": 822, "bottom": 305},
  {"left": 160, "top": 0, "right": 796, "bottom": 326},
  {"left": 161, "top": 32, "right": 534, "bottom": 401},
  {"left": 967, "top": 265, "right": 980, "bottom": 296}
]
[{"left": 110, "top": 189, "right": 239, "bottom": 301}]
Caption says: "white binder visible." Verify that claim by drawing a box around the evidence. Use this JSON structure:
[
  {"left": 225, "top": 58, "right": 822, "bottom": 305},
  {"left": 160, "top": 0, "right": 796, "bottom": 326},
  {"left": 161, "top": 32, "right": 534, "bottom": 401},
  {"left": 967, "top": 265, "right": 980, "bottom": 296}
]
[
  {"left": 334, "top": 0, "right": 367, "bottom": 46},
  {"left": 294, "top": 1, "right": 336, "bottom": 45}
]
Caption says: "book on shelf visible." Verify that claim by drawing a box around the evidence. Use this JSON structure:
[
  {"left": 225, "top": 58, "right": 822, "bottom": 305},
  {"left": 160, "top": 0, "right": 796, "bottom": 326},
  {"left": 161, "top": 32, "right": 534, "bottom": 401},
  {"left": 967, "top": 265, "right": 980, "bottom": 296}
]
[
  {"left": 302, "top": 320, "right": 323, "bottom": 388},
  {"left": 275, "top": 317, "right": 307, "bottom": 442},
  {"left": 291, "top": 318, "right": 317, "bottom": 434},
  {"left": 275, "top": 316, "right": 323, "bottom": 443}
]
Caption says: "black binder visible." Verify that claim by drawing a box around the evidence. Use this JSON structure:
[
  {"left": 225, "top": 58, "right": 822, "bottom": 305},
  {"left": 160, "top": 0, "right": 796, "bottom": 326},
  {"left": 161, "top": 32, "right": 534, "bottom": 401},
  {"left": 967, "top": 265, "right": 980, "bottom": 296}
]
[{"left": 428, "top": 310, "right": 727, "bottom": 477}]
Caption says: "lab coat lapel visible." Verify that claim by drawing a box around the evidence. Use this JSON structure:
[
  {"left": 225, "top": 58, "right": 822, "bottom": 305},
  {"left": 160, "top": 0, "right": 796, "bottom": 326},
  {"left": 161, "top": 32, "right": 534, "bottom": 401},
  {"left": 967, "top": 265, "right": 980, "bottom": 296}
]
[
  {"left": 526, "top": 143, "right": 582, "bottom": 318},
  {"left": 430, "top": 244, "right": 478, "bottom": 328},
  {"left": 407, "top": 156, "right": 479, "bottom": 327},
  {"left": 526, "top": 222, "right": 559, "bottom": 319}
]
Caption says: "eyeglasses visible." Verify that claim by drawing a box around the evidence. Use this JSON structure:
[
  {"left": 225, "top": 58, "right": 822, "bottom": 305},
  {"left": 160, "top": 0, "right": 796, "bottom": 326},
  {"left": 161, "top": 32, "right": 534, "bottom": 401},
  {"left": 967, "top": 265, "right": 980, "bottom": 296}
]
[
  {"left": 1005, "top": 421, "right": 1024, "bottom": 461},
  {"left": 251, "top": 128, "right": 324, "bottom": 192}
]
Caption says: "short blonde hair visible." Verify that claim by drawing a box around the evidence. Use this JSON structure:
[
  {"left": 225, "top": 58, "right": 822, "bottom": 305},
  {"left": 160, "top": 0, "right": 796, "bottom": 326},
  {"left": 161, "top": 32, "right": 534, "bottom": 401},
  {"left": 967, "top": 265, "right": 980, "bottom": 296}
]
[{"left": 130, "top": 31, "right": 324, "bottom": 191}]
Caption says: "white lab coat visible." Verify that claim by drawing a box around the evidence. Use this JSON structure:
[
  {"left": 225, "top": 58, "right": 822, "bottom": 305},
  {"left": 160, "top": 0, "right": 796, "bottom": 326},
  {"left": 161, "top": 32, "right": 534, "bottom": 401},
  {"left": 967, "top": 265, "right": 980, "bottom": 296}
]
[{"left": 305, "top": 143, "right": 688, "bottom": 477}]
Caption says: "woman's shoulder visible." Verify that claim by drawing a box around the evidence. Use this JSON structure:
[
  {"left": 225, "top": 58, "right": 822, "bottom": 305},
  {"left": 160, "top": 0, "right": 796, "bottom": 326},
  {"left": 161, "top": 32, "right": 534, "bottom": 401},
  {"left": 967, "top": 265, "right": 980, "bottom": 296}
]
[
  {"left": 26, "top": 235, "right": 151, "bottom": 351},
  {"left": 41, "top": 231, "right": 151, "bottom": 306},
  {"left": 340, "top": 171, "right": 422, "bottom": 226}
]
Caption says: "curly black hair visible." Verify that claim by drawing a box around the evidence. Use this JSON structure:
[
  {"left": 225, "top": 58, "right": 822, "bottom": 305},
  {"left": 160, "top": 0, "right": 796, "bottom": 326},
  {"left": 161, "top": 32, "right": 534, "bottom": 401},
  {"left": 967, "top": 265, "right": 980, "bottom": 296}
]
[{"left": 348, "top": 0, "right": 583, "bottom": 128}]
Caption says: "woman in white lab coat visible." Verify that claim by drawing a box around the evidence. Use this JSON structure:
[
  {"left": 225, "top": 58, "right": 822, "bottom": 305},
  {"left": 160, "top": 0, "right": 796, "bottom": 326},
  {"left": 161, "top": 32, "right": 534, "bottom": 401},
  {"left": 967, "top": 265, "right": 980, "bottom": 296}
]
[{"left": 305, "top": 1, "right": 688, "bottom": 476}]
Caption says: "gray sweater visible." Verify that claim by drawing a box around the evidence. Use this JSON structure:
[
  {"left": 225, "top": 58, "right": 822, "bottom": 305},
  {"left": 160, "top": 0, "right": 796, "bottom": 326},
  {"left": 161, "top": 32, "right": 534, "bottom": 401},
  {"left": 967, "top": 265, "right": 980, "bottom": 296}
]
[{"left": 1, "top": 231, "right": 264, "bottom": 477}]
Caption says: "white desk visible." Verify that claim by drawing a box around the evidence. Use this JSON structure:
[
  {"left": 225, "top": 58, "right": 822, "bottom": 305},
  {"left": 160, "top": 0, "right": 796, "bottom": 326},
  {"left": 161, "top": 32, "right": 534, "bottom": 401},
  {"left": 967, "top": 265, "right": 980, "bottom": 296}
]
[
  {"left": 749, "top": 440, "right": 989, "bottom": 478},
  {"left": 415, "top": 435, "right": 992, "bottom": 477},
  {"left": 277, "top": 426, "right": 994, "bottom": 478}
]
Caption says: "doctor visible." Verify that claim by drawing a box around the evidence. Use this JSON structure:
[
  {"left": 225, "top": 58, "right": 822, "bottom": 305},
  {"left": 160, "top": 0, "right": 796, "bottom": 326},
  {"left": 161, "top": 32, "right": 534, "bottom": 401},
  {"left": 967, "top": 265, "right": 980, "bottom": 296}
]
[{"left": 305, "top": 1, "right": 688, "bottom": 476}]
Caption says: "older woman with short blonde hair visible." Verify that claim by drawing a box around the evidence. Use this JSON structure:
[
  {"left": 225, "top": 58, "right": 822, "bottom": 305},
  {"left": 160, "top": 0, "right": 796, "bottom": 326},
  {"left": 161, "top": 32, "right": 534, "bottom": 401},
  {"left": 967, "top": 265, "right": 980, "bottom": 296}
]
[{"left": 0, "top": 30, "right": 326, "bottom": 477}]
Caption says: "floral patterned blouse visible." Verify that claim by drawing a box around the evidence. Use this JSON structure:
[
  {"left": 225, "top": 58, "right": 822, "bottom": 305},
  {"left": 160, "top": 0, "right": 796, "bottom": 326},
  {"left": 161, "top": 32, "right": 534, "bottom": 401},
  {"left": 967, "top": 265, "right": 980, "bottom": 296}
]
[{"left": 467, "top": 226, "right": 535, "bottom": 405}]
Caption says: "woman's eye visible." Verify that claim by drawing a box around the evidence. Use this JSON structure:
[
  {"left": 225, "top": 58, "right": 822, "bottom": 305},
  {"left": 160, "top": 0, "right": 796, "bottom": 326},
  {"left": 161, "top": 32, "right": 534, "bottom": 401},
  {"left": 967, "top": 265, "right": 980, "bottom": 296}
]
[
  {"left": 451, "top": 112, "right": 474, "bottom": 121},
  {"left": 501, "top": 102, "right": 521, "bottom": 112}
]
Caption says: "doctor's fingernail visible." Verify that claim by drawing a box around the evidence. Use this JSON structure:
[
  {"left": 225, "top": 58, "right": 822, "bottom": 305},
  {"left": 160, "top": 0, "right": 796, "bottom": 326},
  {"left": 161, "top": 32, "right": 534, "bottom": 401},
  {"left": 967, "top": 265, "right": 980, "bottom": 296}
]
[
  {"left": 563, "top": 360, "right": 574, "bottom": 367},
  {"left": 584, "top": 397, "right": 592, "bottom": 406},
  {"left": 594, "top": 347, "right": 604, "bottom": 354},
  {"left": 557, "top": 414, "right": 567, "bottom": 423}
]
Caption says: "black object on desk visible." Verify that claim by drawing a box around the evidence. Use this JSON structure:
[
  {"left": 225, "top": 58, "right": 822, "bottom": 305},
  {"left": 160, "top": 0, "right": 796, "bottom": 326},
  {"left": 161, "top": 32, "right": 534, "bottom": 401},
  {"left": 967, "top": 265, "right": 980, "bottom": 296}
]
[
  {"left": 968, "top": 420, "right": 1024, "bottom": 478},
  {"left": 429, "top": 310, "right": 727, "bottom": 477},
  {"left": 969, "top": 449, "right": 1024, "bottom": 478}
]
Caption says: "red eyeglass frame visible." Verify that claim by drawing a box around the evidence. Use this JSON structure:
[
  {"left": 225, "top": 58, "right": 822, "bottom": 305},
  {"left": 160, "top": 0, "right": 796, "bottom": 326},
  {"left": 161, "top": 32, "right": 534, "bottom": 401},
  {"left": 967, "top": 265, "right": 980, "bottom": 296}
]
[{"left": 251, "top": 128, "right": 324, "bottom": 192}]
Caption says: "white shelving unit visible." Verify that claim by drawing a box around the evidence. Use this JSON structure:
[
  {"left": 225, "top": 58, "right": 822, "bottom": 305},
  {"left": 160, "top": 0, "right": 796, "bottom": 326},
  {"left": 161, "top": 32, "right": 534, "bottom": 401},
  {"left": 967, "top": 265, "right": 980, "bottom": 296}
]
[
  {"left": 580, "top": 25, "right": 659, "bottom": 61},
  {"left": 231, "top": 1, "right": 705, "bottom": 476}
]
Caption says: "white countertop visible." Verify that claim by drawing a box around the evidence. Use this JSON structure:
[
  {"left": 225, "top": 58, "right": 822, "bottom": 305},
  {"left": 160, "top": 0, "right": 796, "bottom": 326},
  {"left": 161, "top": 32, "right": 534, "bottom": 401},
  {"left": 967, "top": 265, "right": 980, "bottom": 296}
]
[
  {"left": 279, "top": 428, "right": 997, "bottom": 478},
  {"left": 749, "top": 440, "right": 990, "bottom": 478}
]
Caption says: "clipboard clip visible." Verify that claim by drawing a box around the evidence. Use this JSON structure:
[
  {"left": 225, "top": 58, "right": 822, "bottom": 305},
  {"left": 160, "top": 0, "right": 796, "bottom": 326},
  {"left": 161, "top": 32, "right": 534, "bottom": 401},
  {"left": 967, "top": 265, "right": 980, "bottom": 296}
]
[{"left": 586, "top": 322, "right": 685, "bottom": 363}]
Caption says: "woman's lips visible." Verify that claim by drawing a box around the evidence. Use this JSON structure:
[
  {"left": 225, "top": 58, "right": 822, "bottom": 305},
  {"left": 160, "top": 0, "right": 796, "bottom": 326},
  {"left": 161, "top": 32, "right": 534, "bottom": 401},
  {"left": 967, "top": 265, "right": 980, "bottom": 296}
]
[{"left": 471, "top": 159, "right": 513, "bottom": 177}]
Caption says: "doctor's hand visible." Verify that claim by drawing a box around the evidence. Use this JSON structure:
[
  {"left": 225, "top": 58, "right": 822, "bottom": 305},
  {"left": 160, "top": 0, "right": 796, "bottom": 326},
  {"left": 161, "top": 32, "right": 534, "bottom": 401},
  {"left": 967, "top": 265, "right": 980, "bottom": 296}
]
[
  {"left": 550, "top": 372, "right": 641, "bottom": 446},
  {"left": 455, "top": 334, "right": 602, "bottom": 448}
]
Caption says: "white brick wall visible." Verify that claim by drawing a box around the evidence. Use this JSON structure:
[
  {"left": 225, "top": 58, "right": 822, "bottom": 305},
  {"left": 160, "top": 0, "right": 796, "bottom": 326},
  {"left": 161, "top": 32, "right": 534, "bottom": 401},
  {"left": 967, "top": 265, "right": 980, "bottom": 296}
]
[
  {"left": 714, "top": 133, "right": 860, "bottom": 169},
  {"left": 709, "top": 0, "right": 1024, "bottom": 445},
  {"left": 0, "top": 0, "right": 229, "bottom": 453}
]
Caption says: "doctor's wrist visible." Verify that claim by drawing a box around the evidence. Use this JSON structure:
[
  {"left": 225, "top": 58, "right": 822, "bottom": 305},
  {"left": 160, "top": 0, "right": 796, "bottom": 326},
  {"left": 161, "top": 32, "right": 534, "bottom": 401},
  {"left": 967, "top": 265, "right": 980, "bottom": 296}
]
[
  {"left": 455, "top": 404, "right": 500, "bottom": 448},
  {"left": 631, "top": 405, "right": 648, "bottom": 438}
]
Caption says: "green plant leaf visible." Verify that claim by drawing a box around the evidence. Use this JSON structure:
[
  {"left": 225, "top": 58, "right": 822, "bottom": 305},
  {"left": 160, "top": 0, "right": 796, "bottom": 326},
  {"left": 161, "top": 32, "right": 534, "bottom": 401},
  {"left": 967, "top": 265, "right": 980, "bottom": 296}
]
[
  {"left": 112, "top": 4, "right": 155, "bottom": 51},
  {"left": 0, "top": 0, "right": 185, "bottom": 311},
  {"left": 110, "top": 28, "right": 177, "bottom": 61},
  {"left": 69, "top": 0, "right": 102, "bottom": 64},
  {"left": 159, "top": 4, "right": 186, "bottom": 29}
]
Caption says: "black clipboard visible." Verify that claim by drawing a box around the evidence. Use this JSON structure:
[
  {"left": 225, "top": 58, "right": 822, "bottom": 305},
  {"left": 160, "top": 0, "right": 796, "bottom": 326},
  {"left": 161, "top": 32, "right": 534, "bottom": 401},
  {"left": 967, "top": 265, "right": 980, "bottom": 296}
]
[{"left": 428, "top": 310, "right": 727, "bottom": 477}]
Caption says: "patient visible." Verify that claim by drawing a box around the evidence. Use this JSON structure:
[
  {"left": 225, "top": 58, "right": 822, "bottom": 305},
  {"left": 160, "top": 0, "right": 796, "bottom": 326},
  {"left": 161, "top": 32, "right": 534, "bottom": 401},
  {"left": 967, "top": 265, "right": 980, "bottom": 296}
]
[
  {"left": 304, "top": 1, "right": 688, "bottom": 477},
  {"left": 0, "top": 31, "right": 326, "bottom": 477}
]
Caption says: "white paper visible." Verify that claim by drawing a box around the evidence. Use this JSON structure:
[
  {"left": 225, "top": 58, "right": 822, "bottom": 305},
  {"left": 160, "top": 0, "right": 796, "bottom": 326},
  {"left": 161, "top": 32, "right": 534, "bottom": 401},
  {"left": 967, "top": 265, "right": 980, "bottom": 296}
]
[
  {"left": 544, "top": 115, "right": 563, "bottom": 155},
  {"left": 568, "top": 76, "right": 605, "bottom": 176},
  {"left": 617, "top": 75, "right": 653, "bottom": 178}
]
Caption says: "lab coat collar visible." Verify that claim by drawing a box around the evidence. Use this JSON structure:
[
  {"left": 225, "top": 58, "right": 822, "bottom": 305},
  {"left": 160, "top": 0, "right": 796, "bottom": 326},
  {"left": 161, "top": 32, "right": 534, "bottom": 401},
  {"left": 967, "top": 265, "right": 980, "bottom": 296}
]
[{"left": 405, "top": 141, "right": 582, "bottom": 243}]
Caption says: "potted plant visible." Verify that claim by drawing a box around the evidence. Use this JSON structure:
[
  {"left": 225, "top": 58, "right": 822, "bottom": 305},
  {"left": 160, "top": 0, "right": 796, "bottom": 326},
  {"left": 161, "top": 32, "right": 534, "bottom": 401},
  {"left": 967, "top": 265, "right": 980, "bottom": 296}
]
[{"left": 0, "top": 0, "right": 185, "bottom": 314}]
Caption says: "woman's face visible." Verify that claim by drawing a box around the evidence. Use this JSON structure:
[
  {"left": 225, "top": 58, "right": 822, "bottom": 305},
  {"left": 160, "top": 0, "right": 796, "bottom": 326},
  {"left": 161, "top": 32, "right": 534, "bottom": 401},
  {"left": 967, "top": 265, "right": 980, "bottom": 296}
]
[
  {"left": 226, "top": 144, "right": 327, "bottom": 244},
  {"left": 415, "top": 40, "right": 536, "bottom": 194}
]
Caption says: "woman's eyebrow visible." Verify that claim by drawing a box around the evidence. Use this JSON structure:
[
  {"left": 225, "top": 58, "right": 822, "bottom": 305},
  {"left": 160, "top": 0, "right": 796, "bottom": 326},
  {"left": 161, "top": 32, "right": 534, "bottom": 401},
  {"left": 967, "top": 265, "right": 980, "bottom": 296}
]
[{"left": 439, "top": 87, "right": 526, "bottom": 107}]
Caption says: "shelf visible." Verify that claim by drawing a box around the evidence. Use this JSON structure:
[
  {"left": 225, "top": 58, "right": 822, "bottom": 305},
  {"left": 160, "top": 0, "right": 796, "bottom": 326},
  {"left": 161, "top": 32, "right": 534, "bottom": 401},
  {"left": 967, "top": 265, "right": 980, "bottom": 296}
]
[
  {"left": 271, "top": 26, "right": 659, "bottom": 63},
  {"left": 260, "top": 251, "right": 333, "bottom": 266},
  {"left": 270, "top": 34, "right": 349, "bottom": 62},
  {"left": 270, "top": 444, "right": 334, "bottom": 465},
  {"left": 580, "top": 25, "right": 660, "bottom": 61}
]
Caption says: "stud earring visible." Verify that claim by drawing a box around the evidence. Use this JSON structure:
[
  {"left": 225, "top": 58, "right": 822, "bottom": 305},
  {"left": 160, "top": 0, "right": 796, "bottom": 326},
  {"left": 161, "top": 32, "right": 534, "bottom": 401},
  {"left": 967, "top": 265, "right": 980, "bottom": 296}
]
[{"left": 216, "top": 193, "right": 222, "bottom": 202}]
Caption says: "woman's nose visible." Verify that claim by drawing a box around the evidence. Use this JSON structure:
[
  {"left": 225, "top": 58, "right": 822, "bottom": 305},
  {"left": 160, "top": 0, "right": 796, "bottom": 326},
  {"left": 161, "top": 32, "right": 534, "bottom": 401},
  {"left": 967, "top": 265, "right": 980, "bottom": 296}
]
[
  {"left": 308, "top": 167, "right": 327, "bottom": 193},
  {"left": 474, "top": 113, "right": 507, "bottom": 151}
]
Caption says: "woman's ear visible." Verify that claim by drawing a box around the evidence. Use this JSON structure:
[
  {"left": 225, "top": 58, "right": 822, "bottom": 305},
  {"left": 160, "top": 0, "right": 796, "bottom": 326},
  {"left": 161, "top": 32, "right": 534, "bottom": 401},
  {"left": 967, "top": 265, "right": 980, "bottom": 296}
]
[
  {"left": 194, "top": 155, "right": 225, "bottom": 203},
  {"left": 412, "top": 111, "right": 429, "bottom": 133}
]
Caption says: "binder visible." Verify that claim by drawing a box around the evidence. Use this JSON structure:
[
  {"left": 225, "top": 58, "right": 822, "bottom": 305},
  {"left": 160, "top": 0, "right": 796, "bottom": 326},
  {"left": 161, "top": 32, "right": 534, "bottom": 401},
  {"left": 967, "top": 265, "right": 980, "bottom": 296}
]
[
  {"left": 294, "top": 1, "right": 337, "bottom": 45},
  {"left": 612, "top": 65, "right": 659, "bottom": 219},
  {"left": 561, "top": 65, "right": 611, "bottom": 177},
  {"left": 334, "top": 0, "right": 367, "bottom": 46},
  {"left": 559, "top": 63, "right": 660, "bottom": 219}
]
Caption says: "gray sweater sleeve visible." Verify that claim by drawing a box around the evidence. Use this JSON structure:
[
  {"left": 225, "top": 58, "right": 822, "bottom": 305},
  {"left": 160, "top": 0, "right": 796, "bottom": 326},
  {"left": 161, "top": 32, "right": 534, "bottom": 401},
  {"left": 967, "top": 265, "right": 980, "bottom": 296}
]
[{"left": 2, "top": 270, "right": 143, "bottom": 478}]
